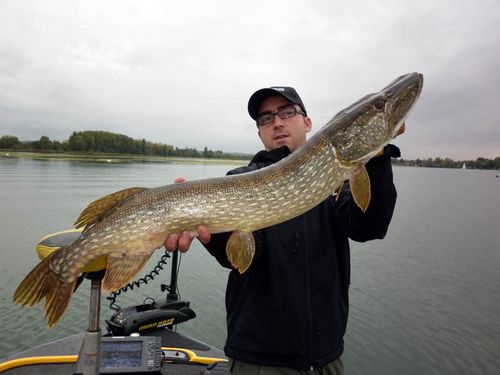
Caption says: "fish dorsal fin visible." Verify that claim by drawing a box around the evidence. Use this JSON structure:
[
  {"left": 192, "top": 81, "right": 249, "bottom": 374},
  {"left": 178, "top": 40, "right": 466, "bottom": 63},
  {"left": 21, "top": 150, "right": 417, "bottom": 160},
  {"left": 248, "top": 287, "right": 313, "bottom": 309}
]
[
  {"left": 349, "top": 166, "right": 371, "bottom": 213},
  {"left": 74, "top": 187, "right": 147, "bottom": 229}
]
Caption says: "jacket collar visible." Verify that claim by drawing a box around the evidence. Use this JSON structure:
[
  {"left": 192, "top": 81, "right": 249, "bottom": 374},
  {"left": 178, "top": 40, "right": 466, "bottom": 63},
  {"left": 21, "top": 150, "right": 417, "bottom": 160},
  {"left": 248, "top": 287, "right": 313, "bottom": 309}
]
[{"left": 250, "top": 146, "right": 291, "bottom": 165}]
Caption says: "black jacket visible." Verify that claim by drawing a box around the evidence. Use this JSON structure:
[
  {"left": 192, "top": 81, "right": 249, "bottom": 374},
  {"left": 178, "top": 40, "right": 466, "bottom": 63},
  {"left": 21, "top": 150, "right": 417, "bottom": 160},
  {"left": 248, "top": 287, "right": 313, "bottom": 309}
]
[{"left": 203, "top": 145, "right": 398, "bottom": 369}]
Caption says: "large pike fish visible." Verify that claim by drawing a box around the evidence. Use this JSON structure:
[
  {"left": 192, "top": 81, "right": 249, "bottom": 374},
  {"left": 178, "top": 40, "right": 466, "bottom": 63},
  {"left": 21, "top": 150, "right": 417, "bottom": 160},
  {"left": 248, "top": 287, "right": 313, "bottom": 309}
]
[{"left": 13, "top": 72, "right": 423, "bottom": 328}]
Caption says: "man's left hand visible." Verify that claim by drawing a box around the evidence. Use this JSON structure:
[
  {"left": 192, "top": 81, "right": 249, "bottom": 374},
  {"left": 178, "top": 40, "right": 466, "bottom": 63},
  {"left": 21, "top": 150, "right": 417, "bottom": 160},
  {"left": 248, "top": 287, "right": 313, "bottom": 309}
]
[{"left": 375, "top": 122, "right": 406, "bottom": 156}]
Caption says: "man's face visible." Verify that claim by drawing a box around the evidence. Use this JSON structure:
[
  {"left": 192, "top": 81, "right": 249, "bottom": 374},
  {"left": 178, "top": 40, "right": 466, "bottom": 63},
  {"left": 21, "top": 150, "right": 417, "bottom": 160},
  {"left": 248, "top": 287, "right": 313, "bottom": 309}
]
[{"left": 257, "top": 96, "right": 312, "bottom": 152}]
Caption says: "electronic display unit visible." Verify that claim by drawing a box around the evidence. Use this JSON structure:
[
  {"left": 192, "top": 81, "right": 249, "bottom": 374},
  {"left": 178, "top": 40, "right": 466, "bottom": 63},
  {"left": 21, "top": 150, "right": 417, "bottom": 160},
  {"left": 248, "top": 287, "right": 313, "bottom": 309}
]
[{"left": 74, "top": 336, "right": 162, "bottom": 374}]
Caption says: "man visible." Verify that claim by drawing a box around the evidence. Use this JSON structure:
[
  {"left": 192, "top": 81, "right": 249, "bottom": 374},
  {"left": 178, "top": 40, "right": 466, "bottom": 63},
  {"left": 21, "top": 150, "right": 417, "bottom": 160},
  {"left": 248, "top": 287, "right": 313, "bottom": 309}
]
[{"left": 165, "top": 87, "right": 401, "bottom": 375}]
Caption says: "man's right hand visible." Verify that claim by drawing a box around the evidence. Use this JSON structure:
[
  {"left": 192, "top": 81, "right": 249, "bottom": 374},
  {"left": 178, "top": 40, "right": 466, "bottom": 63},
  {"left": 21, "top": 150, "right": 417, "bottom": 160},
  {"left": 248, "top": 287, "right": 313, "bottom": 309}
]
[
  {"left": 165, "top": 225, "right": 211, "bottom": 253},
  {"left": 164, "top": 177, "right": 211, "bottom": 252}
]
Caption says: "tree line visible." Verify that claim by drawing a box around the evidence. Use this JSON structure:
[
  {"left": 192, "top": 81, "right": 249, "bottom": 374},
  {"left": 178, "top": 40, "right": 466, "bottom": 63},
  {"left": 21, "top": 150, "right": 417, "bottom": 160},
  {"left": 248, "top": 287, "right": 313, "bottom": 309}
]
[
  {"left": 1, "top": 132, "right": 499, "bottom": 169},
  {"left": 392, "top": 157, "right": 500, "bottom": 170},
  {"left": 0, "top": 131, "right": 247, "bottom": 160}
]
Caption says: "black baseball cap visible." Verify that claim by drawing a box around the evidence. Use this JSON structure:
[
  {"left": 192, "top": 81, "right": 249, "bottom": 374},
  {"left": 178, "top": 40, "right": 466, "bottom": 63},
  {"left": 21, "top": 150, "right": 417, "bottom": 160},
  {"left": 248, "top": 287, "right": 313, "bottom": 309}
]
[{"left": 247, "top": 86, "right": 307, "bottom": 121}]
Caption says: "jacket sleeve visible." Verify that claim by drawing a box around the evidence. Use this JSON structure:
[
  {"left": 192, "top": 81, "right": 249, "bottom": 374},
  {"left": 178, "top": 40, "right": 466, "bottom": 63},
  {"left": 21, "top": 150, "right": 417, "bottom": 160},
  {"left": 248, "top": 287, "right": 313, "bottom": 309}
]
[
  {"left": 203, "top": 232, "right": 233, "bottom": 269},
  {"left": 335, "top": 145, "right": 398, "bottom": 242}
]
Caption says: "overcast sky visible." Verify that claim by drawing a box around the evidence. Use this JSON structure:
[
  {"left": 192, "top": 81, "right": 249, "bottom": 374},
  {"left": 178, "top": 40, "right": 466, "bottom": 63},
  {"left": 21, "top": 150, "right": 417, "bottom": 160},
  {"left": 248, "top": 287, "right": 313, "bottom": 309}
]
[{"left": 1, "top": 0, "right": 499, "bottom": 160}]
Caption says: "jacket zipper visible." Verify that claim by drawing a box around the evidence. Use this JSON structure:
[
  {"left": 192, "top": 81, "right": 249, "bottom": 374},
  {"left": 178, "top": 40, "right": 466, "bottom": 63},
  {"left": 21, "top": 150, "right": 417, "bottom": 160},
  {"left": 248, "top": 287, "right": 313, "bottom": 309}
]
[{"left": 300, "top": 217, "right": 315, "bottom": 369}]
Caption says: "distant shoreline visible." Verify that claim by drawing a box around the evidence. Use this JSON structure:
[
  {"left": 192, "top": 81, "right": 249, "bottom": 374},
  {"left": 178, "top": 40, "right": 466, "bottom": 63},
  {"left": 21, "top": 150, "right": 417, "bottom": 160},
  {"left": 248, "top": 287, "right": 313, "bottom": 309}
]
[
  {"left": 1, "top": 150, "right": 499, "bottom": 170},
  {"left": 0, "top": 151, "right": 250, "bottom": 165}
]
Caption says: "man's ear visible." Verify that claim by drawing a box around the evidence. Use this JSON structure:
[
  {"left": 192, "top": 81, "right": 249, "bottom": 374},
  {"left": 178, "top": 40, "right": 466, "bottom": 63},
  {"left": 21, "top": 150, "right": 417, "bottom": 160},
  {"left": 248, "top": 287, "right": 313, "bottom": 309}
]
[{"left": 304, "top": 117, "right": 312, "bottom": 133}]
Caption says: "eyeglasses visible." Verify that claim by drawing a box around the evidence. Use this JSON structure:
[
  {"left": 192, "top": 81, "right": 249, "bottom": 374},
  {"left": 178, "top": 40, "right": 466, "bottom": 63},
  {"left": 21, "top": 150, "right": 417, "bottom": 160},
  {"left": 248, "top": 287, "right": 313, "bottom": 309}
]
[{"left": 256, "top": 106, "right": 305, "bottom": 127}]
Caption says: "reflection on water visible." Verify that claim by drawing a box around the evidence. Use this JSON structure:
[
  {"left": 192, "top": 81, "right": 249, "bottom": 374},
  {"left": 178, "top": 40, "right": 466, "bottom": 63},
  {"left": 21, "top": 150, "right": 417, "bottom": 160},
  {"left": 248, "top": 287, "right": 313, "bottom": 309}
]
[{"left": 0, "top": 158, "right": 499, "bottom": 374}]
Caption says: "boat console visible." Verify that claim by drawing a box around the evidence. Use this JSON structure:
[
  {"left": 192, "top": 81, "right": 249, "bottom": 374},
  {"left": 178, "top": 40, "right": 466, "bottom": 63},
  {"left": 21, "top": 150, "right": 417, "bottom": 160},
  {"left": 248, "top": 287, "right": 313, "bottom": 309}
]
[{"left": 74, "top": 336, "right": 162, "bottom": 374}]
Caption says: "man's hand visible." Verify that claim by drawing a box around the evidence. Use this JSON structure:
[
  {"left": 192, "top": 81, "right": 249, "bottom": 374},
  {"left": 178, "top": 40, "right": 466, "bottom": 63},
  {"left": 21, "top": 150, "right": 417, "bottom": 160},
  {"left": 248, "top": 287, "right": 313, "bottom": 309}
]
[
  {"left": 165, "top": 225, "right": 211, "bottom": 253},
  {"left": 164, "top": 177, "right": 211, "bottom": 253}
]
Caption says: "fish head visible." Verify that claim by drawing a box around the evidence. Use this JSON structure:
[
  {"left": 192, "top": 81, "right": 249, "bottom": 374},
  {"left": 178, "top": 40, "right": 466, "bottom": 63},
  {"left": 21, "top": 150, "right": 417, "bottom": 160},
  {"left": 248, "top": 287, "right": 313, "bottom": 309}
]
[{"left": 330, "top": 72, "right": 423, "bottom": 164}]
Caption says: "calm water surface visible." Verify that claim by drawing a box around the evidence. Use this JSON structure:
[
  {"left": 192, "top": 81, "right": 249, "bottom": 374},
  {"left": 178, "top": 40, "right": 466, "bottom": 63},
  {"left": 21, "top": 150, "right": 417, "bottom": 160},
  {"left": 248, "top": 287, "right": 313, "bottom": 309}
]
[{"left": 0, "top": 157, "right": 499, "bottom": 374}]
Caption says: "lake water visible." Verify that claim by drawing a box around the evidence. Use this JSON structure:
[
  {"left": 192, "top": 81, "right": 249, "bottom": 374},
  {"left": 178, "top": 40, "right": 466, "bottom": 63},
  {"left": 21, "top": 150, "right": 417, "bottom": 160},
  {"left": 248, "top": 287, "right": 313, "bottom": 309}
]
[{"left": 0, "top": 156, "right": 499, "bottom": 374}]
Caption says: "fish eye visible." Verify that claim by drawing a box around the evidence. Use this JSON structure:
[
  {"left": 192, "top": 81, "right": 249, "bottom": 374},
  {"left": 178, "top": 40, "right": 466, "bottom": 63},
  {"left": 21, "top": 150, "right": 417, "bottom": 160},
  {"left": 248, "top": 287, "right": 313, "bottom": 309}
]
[{"left": 373, "top": 99, "right": 386, "bottom": 111}]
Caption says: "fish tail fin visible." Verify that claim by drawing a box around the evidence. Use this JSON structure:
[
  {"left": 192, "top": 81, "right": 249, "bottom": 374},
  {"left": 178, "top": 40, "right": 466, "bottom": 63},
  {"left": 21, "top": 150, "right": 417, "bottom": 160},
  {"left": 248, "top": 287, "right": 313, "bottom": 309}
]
[
  {"left": 13, "top": 257, "right": 54, "bottom": 307},
  {"left": 13, "top": 255, "right": 76, "bottom": 328}
]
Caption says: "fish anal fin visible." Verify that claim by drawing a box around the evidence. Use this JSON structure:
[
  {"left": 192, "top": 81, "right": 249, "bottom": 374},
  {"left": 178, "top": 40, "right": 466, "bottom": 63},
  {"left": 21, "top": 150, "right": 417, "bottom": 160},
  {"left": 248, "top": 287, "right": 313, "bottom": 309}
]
[
  {"left": 102, "top": 251, "right": 153, "bottom": 291},
  {"left": 350, "top": 166, "right": 371, "bottom": 213},
  {"left": 74, "top": 187, "right": 147, "bottom": 229},
  {"left": 226, "top": 231, "right": 255, "bottom": 274}
]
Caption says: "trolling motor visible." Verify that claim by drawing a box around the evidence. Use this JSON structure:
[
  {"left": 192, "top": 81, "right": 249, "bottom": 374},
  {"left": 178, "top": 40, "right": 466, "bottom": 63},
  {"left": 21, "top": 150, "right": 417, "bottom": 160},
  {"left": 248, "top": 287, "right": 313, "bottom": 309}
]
[{"left": 105, "top": 250, "right": 196, "bottom": 335}]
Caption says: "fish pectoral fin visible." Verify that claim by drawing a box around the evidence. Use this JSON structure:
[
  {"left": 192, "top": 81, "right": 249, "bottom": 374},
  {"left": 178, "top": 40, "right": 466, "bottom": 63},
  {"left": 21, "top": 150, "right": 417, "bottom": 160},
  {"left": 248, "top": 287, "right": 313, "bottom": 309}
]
[
  {"left": 349, "top": 165, "right": 371, "bottom": 213},
  {"left": 226, "top": 231, "right": 255, "bottom": 274},
  {"left": 102, "top": 251, "right": 153, "bottom": 291},
  {"left": 74, "top": 187, "right": 148, "bottom": 229},
  {"left": 335, "top": 181, "right": 345, "bottom": 202}
]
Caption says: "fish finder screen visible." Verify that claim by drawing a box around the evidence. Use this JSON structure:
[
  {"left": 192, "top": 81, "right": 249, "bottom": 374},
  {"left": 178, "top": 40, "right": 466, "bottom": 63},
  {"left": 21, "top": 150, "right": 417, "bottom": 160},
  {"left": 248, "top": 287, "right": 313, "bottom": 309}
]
[{"left": 101, "top": 340, "right": 142, "bottom": 368}]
